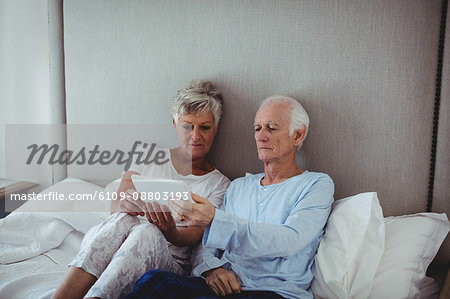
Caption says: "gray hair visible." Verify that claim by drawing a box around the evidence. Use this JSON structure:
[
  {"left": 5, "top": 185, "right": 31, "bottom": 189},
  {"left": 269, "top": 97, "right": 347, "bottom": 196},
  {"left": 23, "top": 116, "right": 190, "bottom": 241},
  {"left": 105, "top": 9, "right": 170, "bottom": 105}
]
[
  {"left": 260, "top": 95, "right": 310, "bottom": 150},
  {"left": 172, "top": 80, "right": 224, "bottom": 126}
]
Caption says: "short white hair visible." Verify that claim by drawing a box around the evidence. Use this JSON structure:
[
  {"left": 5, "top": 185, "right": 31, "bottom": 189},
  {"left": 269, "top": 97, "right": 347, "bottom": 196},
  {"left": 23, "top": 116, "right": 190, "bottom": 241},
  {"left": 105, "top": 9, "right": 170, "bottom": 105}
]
[
  {"left": 259, "top": 95, "right": 310, "bottom": 150},
  {"left": 172, "top": 80, "right": 223, "bottom": 126}
]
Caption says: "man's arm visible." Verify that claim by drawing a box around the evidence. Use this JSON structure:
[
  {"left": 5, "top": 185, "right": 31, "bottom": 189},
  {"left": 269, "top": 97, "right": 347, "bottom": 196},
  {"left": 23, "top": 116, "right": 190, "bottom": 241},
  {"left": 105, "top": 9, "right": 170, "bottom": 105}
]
[
  {"left": 190, "top": 200, "right": 229, "bottom": 277},
  {"left": 203, "top": 178, "right": 334, "bottom": 258},
  {"left": 191, "top": 241, "right": 242, "bottom": 295},
  {"left": 191, "top": 241, "right": 227, "bottom": 277}
]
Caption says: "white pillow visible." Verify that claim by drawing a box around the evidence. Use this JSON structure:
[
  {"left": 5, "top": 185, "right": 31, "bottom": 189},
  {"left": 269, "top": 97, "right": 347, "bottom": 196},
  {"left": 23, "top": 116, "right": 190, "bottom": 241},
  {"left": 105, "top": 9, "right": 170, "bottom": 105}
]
[
  {"left": 368, "top": 213, "right": 449, "bottom": 299},
  {"left": 311, "top": 192, "right": 385, "bottom": 299}
]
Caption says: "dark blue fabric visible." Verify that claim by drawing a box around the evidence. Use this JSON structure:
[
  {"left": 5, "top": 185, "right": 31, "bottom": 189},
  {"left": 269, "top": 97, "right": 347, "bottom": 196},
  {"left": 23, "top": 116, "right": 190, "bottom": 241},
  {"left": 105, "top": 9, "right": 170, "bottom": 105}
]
[{"left": 124, "top": 270, "right": 284, "bottom": 299}]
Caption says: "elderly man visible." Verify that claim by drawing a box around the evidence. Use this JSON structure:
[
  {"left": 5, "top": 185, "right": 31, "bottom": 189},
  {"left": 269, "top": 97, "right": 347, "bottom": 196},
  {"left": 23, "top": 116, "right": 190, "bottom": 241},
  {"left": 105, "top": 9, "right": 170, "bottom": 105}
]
[{"left": 126, "top": 96, "right": 334, "bottom": 299}]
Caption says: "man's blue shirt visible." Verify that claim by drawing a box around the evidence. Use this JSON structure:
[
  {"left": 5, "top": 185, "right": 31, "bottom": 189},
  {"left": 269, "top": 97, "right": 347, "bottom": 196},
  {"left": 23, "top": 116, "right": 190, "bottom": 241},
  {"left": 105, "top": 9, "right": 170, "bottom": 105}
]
[{"left": 191, "top": 171, "right": 334, "bottom": 299}]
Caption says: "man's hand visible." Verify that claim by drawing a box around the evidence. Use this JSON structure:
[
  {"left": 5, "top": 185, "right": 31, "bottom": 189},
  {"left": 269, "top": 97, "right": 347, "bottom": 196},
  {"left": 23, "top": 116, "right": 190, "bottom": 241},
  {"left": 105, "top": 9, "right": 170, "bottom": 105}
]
[
  {"left": 204, "top": 267, "right": 242, "bottom": 296},
  {"left": 169, "top": 193, "right": 215, "bottom": 227}
]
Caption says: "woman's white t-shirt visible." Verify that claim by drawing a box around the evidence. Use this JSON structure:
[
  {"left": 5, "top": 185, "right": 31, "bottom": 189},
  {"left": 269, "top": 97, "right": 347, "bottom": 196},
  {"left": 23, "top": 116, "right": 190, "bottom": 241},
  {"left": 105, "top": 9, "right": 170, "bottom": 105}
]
[{"left": 126, "top": 147, "right": 230, "bottom": 266}]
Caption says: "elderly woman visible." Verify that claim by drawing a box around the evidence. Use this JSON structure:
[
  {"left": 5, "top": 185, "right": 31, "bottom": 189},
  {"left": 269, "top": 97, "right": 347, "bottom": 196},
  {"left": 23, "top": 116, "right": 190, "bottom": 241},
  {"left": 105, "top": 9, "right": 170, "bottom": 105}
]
[{"left": 52, "top": 81, "right": 230, "bottom": 299}]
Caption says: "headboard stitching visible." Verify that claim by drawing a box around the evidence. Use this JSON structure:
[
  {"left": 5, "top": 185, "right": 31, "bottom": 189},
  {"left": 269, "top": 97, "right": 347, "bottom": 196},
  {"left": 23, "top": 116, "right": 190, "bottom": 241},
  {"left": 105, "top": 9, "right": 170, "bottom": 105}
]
[{"left": 427, "top": 0, "right": 448, "bottom": 212}]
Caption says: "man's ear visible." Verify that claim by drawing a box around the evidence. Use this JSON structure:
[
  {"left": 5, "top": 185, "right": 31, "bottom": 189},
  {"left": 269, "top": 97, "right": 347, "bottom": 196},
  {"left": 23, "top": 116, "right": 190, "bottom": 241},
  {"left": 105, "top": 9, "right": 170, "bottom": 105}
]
[{"left": 293, "top": 128, "right": 306, "bottom": 147}]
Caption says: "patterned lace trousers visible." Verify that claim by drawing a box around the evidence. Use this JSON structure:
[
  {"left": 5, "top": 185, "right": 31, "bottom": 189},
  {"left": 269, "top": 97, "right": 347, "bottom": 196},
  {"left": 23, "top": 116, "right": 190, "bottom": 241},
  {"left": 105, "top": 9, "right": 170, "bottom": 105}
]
[{"left": 69, "top": 212, "right": 184, "bottom": 299}]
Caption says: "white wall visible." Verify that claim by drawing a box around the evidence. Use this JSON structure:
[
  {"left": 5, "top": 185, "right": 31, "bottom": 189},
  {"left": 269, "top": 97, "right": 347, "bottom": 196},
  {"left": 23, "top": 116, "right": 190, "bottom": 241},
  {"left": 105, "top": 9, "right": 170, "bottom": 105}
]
[
  {"left": 0, "top": 0, "right": 51, "bottom": 183},
  {"left": 64, "top": 0, "right": 441, "bottom": 217}
]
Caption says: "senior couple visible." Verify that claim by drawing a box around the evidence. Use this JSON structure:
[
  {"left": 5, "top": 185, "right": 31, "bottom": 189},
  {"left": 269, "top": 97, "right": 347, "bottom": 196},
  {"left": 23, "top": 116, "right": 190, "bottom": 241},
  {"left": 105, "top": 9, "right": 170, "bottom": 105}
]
[{"left": 53, "top": 81, "right": 334, "bottom": 299}]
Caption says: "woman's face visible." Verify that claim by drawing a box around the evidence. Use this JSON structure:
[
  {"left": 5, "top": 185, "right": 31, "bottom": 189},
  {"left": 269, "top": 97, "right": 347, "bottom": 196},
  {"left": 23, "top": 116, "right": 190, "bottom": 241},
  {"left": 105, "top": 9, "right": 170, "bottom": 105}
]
[{"left": 174, "top": 112, "right": 217, "bottom": 161}]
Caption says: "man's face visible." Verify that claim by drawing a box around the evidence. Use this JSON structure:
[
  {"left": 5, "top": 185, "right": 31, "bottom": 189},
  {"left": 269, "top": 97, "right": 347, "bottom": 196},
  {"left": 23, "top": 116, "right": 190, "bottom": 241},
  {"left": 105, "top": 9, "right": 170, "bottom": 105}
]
[{"left": 254, "top": 102, "right": 298, "bottom": 162}]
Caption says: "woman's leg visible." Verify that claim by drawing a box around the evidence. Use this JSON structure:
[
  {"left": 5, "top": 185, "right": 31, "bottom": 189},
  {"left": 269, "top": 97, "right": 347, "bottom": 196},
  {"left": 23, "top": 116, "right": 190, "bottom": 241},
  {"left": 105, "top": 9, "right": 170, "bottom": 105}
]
[
  {"left": 85, "top": 223, "right": 183, "bottom": 299},
  {"left": 52, "top": 266, "right": 97, "bottom": 299},
  {"left": 52, "top": 213, "right": 139, "bottom": 299}
]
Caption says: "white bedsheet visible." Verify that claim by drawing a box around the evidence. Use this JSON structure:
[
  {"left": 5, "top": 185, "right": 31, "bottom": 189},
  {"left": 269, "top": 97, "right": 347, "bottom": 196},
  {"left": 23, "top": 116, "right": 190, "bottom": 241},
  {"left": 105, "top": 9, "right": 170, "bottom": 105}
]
[
  {"left": 0, "top": 178, "right": 110, "bottom": 299},
  {"left": 0, "top": 178, "right": 444, "bottom": 299}
]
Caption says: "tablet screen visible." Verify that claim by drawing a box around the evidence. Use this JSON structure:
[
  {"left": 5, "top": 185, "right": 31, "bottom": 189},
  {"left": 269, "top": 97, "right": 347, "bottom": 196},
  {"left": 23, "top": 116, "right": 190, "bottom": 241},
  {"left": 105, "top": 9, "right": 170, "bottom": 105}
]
[{"left": 131, "top": 175, "right": 193, "bottom": 207}]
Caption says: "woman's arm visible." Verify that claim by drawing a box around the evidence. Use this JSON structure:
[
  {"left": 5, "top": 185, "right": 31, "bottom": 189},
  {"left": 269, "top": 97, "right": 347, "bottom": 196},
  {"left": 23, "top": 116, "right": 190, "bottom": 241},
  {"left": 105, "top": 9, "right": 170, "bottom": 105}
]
[
  {"left": 111, "top": 174, "right": 204, "bottom": 246},
  {"left": 110, "top": 170, "right": 140, "bottom": 214},
  {"left": 166, "top": 227, "right": 204, "bottom": 247},
  {"left": 147, "top": 201, "right": 205, "bottom": 246}
]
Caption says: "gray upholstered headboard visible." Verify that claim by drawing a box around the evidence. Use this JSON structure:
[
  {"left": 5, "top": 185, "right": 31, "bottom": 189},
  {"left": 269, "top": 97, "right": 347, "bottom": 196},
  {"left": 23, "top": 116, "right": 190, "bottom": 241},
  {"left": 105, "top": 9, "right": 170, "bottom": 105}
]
[{"left": 55, "top": 0, "right": 449, "bottom": 264}]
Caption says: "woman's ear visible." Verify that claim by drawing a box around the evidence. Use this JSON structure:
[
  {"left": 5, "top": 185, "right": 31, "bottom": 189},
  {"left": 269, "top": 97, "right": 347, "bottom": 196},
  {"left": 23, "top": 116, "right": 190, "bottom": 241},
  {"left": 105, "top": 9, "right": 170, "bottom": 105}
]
[
  {"left": 293, "top": 127, "right": 306, "bottom": 147},
  {"left": 172, "top": 118, "right": 176, "bottom": 128},
  {"left": 213, "top": 122, "right": 219, "bottom": 136}
]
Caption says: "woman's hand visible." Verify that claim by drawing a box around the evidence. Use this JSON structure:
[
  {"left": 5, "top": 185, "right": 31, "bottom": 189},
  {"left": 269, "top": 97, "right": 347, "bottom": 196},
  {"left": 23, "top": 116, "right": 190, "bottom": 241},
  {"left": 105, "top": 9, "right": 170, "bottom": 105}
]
[
  {"left": 144, "top": 201, "right": 178, "bottom": 242},
  {"left": 169, "top": 193, "right": 216, "bottom": 227},
  {"left": 118, "top": 191, "right": 180, "bottom": 242},
  {"left": 117, "top": 189, "right": 146, "bottom": 216},
  {"left": 110, "top": 171, "right": 140, "bottom": 214}
]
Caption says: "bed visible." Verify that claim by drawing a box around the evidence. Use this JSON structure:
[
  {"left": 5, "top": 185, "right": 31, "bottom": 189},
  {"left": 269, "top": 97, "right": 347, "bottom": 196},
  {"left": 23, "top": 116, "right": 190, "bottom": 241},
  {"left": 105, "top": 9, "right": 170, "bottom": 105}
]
[
  {"left": 0, "top": 178, "right": 448, "bottom": 298},
  {"left": 1, "top": 0, "right": 449, "bottom": 298}
]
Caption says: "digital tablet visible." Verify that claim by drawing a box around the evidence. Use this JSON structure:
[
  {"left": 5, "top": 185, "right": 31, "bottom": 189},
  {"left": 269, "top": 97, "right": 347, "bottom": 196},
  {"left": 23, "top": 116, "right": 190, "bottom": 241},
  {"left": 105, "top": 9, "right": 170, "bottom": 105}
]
[{"left": 130, "top": 175, "right": 193, "bottom": 207}]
